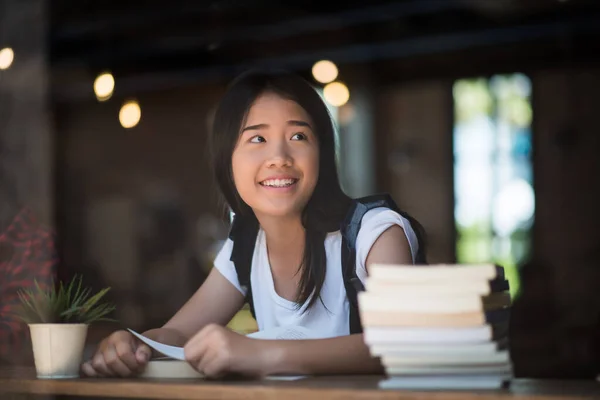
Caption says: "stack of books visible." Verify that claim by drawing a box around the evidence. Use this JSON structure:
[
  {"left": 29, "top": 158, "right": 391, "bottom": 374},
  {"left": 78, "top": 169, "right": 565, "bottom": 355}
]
[{"left": 359, "top": 263, "right": 512, "bottom": 390}]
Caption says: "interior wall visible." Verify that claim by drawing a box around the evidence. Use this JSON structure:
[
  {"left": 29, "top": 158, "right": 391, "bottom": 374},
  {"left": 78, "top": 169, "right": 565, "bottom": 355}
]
[
  {"left": 509, "top": 67, "right": 600, "bottom": 378},
  {"left": 56, "top": 84, "right": 229, "bottom": 329},
  {"left": 0, "top": 0, "right": 52, "bottom": 224},
  {"left": 375, "top": 80, "right": 456, "bottom": 264}
]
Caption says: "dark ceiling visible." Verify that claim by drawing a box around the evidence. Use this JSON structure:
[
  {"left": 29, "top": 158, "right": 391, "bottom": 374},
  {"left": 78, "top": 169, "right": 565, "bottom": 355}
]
[{"left": 49, "top": 0, "right": 600, "bottom": 101}]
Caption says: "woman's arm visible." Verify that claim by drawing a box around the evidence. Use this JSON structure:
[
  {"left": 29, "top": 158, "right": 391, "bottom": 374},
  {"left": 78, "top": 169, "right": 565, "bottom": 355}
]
[
  {"left": 83, "top": 255, "right": 246, "bottom": 377},
  {"left": 144, "top": 267, "right": 245, "bottom": 345},
  {"left": 264, "top": 333, "right": 382, "bottom": 375}
]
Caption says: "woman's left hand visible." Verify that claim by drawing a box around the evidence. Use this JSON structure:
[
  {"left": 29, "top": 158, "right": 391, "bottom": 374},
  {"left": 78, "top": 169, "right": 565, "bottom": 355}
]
[{"left": 183, "top": 324, "right": 271, "bottom": 378}]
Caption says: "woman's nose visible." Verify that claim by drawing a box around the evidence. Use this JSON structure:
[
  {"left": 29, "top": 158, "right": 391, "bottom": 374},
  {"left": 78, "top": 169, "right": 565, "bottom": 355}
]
[{"left": 266, "top": 140, "right": 293, "bottom": 168}]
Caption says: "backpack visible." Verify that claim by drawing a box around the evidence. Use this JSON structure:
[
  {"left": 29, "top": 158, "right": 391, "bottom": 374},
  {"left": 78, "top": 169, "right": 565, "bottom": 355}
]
[{"left": 228, "top": 193, "right": 426, "bottom": 334}]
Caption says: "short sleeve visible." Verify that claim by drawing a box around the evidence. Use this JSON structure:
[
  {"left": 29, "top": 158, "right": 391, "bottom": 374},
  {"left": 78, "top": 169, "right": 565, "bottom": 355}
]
[
  {"left": 213, "top": 239, "right": 247, "bottom": 295},
  {"left": 354, "top": 207, "right": 420, "bottom": 283}
]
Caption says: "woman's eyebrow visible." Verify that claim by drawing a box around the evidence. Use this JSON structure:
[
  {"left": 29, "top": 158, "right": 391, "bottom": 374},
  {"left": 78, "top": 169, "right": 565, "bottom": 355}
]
[
  {"left": 241, "top": 123, "right": 268, "bottom": 132},
  {"left": 288, "top": 120, "right": 313, "bottom": 130},
  {"left": 242, "top": 121, "right": 312, "bottom": 132}
]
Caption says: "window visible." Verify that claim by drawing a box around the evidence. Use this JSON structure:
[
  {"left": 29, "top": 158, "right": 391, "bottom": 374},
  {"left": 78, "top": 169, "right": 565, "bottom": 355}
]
[{"left": 453, "top": 74, "right": 534, "bottom": 297}]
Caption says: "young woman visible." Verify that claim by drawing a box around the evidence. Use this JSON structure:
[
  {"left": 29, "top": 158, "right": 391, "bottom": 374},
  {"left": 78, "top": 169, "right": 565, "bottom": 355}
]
[{"left": 82, "top": 70, "right": 425, "bottom": 379}]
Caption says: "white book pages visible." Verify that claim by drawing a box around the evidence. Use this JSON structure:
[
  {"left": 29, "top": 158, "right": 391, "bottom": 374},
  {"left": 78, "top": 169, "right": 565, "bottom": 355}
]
[
  {"left": 369, "top": 264, "right": 501, "bottom": 283},
  {"left": 358, "top": 292, "right": 485, "bottom": 313},
  {"left": 365, "top": 280, "right": 492, "bottom": 295},
  {"left": 385, "top": 363, "right": 513, "bottom": 376},
  {"left": 379, "top": 374, "right": 511, "bottom": 390},
  {"left": 382, "top": 350, "right": 510, "bottom": 366},
  {"left": 363, "top": 325, "right": 493, "bottom": 344},
  {"left": 139, "top": 359, "right": 203, "bottom": 379},
  {"left": 370, "top": 338, "right": 508, "bottom": 357}
]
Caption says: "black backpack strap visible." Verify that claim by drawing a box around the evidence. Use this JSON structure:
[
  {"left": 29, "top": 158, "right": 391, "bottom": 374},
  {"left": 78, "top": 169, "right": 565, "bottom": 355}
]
[
  {"left": 341, "top": 194, "right": 403, "bottom": 334},
  {"left": 229, "top": 214, "right": 259, "bottom": 320}
]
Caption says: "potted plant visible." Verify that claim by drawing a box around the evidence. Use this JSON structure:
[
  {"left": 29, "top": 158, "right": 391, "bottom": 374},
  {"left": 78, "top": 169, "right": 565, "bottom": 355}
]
[{"left": 13, "top": 275, "right": 115, "bottom": 379}]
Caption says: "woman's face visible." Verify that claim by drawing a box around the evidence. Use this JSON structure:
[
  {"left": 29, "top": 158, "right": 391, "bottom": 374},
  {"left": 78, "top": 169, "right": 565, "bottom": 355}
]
[{"left": 231, "top": 92, "right": 319, "bottom": 221}]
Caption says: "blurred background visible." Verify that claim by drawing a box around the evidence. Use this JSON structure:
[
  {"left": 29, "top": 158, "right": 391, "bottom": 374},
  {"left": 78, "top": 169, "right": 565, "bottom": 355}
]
[{"left": 1, "top": 0, "right": 600, "bottom": 378}]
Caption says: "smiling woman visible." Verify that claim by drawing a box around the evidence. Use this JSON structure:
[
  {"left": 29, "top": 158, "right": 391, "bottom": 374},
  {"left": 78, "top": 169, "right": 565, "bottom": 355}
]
[{"left": 82, "top": 70, "right": 425, "bottom": 379}]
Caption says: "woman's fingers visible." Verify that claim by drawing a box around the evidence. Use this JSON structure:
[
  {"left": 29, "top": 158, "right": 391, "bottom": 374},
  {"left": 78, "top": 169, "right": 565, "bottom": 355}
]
[
  {"left": 90, "top": 352, "right": 112, "bottom": 377},
  {"left": 184, "top": 327, "right": 211, "bottom": 366},
  {"left": 81, "top": 360, "right": 100, "bottom": 377},
  {"left": 194, "top": 347, "right": 218, "bottom": 375},
  {"left": 134, "top": 343, "right": 152, "bottom": 364},
  {"left": 202, "top": 356, "right": 229, "bottom": 379},
  {"left": 82, "top": 330, "right": 146, "bottom": 377},
  {"left": 103, "top": 343, "right": 137, "bottom": 376}
]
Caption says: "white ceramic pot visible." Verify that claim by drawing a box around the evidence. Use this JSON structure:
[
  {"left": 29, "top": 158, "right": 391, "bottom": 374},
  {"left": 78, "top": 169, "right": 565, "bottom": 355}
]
[{"left": 28, "top": 323, "right": 88, "bottom": 379}]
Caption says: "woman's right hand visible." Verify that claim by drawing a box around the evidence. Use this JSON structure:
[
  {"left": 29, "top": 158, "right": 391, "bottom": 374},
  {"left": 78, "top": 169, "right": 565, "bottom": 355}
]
[{"left": 81, "top": 330, "right": 152, "bottom": 377}]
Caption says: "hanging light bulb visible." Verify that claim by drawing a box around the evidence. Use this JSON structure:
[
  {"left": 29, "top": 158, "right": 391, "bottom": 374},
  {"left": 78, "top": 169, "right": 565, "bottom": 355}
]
[
  {"left": 0, "top": 47, "right": 15, "bottom": 70},
  {"left": 94, "top": 72, "right": 115, "bottom": 101},
  {"left": 312, "top": 60, "right": 338, "bottom": 84},
  {"left": 119, "top": 100, "right": 141, "bottom": 129},
  {"left": 323, "top": 82, "right": 350, "bottom": 107}
]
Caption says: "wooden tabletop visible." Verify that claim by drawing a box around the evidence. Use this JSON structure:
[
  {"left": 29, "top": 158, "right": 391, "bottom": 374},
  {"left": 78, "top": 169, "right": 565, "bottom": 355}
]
[{"left": 1, "top": 367, "right": 599, "bottom": 400}]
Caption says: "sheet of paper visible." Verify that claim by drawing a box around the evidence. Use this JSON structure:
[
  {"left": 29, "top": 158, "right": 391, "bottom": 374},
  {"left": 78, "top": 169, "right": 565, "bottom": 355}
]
[{"left": 127, "top": 329, "right": 185, "bottom": 361}]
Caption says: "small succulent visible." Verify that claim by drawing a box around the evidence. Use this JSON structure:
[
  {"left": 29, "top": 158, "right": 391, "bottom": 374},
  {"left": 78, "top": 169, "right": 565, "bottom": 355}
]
[{"left": 14, "top": 275, "right": 116, "bottom": 324}]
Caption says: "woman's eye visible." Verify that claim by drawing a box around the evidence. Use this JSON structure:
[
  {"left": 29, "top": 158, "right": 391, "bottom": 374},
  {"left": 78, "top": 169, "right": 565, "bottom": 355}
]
[
  {"left": 250, "top": 136, "right": 266, "bottom": 143},
  {"left": 291, "top": 133, "right": 307, "bottom": 141}
]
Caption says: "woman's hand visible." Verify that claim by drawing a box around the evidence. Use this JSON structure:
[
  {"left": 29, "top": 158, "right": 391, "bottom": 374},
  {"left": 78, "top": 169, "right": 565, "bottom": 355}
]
[
  {"left": 81, "top": 330, "right": 152, "bottom": 377},
  {"left": 184, "top": 324, "right": 271, "bottom": 378}
]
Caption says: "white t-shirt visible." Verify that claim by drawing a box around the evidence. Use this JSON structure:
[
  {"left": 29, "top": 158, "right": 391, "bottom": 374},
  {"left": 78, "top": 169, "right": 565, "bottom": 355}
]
[{"left": 213, "top": 207, "right": 420, "bottom": 338}]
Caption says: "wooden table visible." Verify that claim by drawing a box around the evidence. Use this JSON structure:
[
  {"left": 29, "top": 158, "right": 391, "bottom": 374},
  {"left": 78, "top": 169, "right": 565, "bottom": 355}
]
[{"left": 1, "top": 367, "right": 599, "bottom": 400}]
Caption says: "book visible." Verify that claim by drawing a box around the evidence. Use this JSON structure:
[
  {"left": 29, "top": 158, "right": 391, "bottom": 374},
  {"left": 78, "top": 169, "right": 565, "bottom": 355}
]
[
  {"left": 360, "top": 307, "right": 510, "bottom": 328},
  {"left": 363, "top": 323, "right": 508, "bottom": 344},
  {"left": 357, "top": 291, "right": 511, "bottom": 314},
  {"left": 385, "top": 362, "right": 512, "bottom": 376},
  {"left": 369, "top": 337, "right": 509, "bottom": 357},
  {"left": 359, "top": 263, "right": 514, "bottom": 389},
  {"left": 381, "top": 350, "right": 510, "bottom": 367},
  {"left": 365, "top": 278, "right": 510, "bottom": 296},
  {"left": 139, "top": 358, "right": 203, "bottom": 379},
  {"left": 137, "top": 358, "right": 305, "bottom": 380},
  {"left": 369, "top": 264, "right": 504, "bottom": 283},
  {"left": 379, "top": 374, "right": 511, "bottom": 390}
]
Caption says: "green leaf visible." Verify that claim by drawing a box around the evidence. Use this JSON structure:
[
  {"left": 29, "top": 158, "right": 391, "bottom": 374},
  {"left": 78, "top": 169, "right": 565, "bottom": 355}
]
[{"left": 12, "top": 275, "right": 116, "bottom": 325}]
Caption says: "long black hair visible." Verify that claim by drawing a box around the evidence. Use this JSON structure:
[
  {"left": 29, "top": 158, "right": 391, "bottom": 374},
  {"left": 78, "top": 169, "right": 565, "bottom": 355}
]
[
  {"left": 209, "top": 70, "right": 352, "bottom": 311},
  {"left": 209, "top": 69, "right": 428, "bottom": 311}
]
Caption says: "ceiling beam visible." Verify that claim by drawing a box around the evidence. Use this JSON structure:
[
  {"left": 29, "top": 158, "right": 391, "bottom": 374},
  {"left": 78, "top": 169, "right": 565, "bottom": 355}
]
[
  {"left": 52, "top": 0, "right": 462, "bottom": 62},
  {"left": 52, "top": 13, "right": 600, "bottom": 103}
]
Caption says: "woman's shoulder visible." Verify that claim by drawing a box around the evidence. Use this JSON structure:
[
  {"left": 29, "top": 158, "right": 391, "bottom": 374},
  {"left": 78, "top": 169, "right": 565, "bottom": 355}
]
[
  {"left": 321, "top": 204, "right": 418, "bottom": 252},
  {"left": 358, "top": 207, "right": 416, "bottom": 238},
  {"left": 356, "top": 206, "right": 420, "bottom": 264}
]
